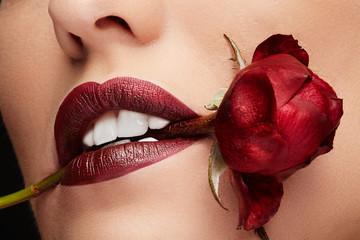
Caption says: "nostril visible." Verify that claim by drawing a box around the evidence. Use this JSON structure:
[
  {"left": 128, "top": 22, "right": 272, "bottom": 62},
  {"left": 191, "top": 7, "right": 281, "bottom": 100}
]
[
  {"left": 95, "top": 16, "right": 132, "bottom": 33},
  {"left": 70, "top": 33, "right": 84, "bottom": 48},
  {"left": 107, "top": 16, "right": 131, "bottom": 32}
]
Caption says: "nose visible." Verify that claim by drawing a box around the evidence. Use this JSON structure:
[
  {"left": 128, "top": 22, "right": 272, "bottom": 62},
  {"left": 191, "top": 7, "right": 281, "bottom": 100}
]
[{"left": 49, "top": 0, "right": 165, "bottom": 60}]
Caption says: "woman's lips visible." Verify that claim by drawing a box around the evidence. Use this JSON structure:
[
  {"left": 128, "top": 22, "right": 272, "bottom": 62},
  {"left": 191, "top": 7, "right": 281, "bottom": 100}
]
[
  {"left": 55, "top": 77, "right": 199, "bottom": 185},
  {"left": 61, "top": 139, "right": 195, "bottom": 185}
]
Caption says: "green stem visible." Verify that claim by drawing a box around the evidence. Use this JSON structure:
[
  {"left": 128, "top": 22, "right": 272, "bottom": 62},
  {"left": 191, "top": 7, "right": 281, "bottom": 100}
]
[
  {"left": 141, "top": 112, "right": 216, "bottom": 140},
  {"left": 0, "top": 113, "right": 217, "bottom": 210},
  {"left": 0, "top": 167, "right": 65, "bottom": 209},
  {"left": 255, "top": 226, "right": 270, "bottom": 240},
  {"left": 0, "top": 36, "right": 242, "bottom": 210}
]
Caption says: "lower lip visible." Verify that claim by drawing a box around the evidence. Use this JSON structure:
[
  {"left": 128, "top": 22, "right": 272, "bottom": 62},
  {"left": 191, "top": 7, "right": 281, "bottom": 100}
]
[{"left": 61, "top": 138, "right": 196, "bottom": 185}]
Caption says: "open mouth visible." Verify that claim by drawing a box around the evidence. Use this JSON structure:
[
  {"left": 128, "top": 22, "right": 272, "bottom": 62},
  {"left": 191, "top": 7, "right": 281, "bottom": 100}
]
[
  {"left": 82, "top": 109, "right": 171, "bottom": 152},
  {"left": 55, "top": 77, "right": 199, "bottom": 185}
]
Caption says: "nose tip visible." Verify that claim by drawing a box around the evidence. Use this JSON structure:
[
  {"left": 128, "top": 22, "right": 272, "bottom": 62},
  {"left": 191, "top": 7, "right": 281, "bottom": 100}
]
[{"left": 48, "top": 0, "right": 164, "bottom": 60}]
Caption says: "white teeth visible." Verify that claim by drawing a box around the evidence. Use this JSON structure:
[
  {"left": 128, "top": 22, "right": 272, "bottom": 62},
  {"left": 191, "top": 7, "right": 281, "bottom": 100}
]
[
  {"left": 117, "top": 110, "right": 148, "bottom": 138},
  {"left": 83, "top": 125, "right": 94, "bottom": 147},
  {"left": 101, "top": 139, "right": 131, "bottom": 149},
  {"left": 138, "top": 137, "right": 158, "bottom": 142},
  {"left": 113, "top": 139, "right": 131, "bottom": 145},
  {"left": 82, "top": 110, "right": 170, "bottom": 148},
  {"left": 93, "top": 111, "right": 118, "bottom": 146},
  {"left": 148, "top": 115, "right": 170, "bottom": 129}
]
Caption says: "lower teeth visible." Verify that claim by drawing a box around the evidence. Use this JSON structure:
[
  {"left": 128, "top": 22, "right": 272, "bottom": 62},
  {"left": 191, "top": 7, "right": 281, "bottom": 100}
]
[
  {"left": 100, "top": 137, "right": 158, "bottom": 150},
  {"left": 138, "top": 137, "right": 158, "bottom": 142}
]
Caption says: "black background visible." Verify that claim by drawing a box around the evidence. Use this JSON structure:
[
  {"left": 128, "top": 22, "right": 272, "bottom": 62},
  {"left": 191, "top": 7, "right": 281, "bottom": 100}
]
[{"left": 0, "top": 114, "right": 41, "bottom": 239}]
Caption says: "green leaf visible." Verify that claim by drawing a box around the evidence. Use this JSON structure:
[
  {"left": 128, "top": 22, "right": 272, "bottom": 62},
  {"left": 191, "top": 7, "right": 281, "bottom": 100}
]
[
  {"left": 208, "top": 142, "right": 228, "bottom": 210},
  {"left": 204, "top": 88, "right": 228, "bottom": 110}
]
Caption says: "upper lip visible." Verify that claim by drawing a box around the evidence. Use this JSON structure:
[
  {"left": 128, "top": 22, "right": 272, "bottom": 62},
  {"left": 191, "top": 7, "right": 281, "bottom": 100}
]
[{"left": 55, "top": 76, "right": 199, "bottom": 168}]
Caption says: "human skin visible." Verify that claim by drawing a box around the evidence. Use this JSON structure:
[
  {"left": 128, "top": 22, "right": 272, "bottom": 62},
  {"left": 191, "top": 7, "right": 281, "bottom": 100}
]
[{"left": 0, "top": 0, "right": 359, "bottom": 239}]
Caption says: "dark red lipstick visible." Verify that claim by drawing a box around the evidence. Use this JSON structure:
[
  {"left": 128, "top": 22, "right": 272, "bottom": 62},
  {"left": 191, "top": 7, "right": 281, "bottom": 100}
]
[{"left": 55, "top": 77, "right": 199, "bottom": 185}]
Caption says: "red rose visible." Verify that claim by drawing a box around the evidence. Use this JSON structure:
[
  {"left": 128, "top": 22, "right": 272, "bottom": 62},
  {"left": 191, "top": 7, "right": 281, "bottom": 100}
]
[{"left": 214, "top": 34, "right": 343, "bottom": 230}]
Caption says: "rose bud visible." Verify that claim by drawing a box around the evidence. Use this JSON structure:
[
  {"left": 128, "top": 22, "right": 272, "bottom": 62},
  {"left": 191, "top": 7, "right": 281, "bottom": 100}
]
[{"left": 214, "top": 34, "right": 343, "bottom": 230}]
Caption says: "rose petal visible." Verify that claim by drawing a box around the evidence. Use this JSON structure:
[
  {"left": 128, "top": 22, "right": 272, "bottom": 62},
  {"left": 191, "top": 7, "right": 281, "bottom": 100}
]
[
  {"left": 328, "top": 98, "right": 343, "bottom": 129},
  {"left": 276, "top": 95, "right": 331, "bottom": 171},
  {"left": 250, "top": 54, "right": 311, "bottom": 109},
  {"left": 273, "top": 126, "right": 338, "bottom": 180},
  {"left": 226, "top": 69, "right": 276, "bottom": 128},
  {"left": 273, "top": 162, "right": 310, "bottom": 182},
  {"left": 229, "top": 170, "right": 284, "bottom": 230},
  {"left": 308, "top": 74, "right": 343, "bottom": 127},
  {"left": 217, "top": 124, "right": 288, "bottom": 174},
  {"left": 309, "top": 127, "right": 337, "bottom": 161},
  {"left": 271, "top": 128, "right": 338, "bottom": 182},
  {"left": 311, "top": 73, "right": 338, "bottom": 98},
  {"left": 252, "top": 34, "right": 309, "bottom": 66},
  {"left": 215, "top": 69, "right": 288, "bottom": 173},
  {"left": 297, "top": 80, "right": 334, "bottom": 114},
  {"left": 297, "top": 75, "right": 343, "bottom": 127}
]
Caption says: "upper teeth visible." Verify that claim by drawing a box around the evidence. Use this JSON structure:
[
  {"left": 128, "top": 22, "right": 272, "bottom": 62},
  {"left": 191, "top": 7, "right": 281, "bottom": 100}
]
[{"left": 82, "top": 110, "right": 170, "bottom": 148}]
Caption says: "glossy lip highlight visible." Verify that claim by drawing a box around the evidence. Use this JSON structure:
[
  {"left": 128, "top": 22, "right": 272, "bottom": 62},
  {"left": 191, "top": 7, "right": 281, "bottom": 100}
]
[{"left": 55, "top": 77, "right": 199, "bottom": 185}]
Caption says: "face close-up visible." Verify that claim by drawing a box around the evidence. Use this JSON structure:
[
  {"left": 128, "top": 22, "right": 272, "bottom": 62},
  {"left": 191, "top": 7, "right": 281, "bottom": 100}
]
[{"left": 0, "top": 0, "right": 359, "bottom": 239}]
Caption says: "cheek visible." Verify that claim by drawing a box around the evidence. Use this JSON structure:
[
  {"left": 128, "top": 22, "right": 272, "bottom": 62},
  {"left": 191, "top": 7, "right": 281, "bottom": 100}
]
[
  {"left": 33, "top": 139, "right": 243, "bottom": 239},
  {"left": 0, "top": 2, "right": 72, "bottom": 183}
]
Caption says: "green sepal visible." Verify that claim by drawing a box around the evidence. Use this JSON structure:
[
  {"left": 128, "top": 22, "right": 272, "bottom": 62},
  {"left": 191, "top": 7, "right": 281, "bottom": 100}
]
[
  {"left": 208, "top": 141, "right": 228, "bottom": 210},
  {"left": 204, "top": 88, "right": 228, "bottom": 111},
  {"left": 224, "top": 34, "right": 246, "bottom": 70}
]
